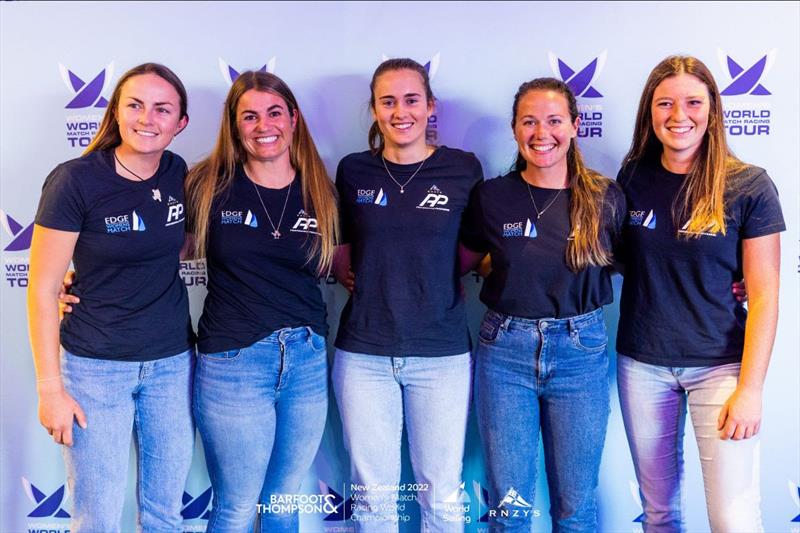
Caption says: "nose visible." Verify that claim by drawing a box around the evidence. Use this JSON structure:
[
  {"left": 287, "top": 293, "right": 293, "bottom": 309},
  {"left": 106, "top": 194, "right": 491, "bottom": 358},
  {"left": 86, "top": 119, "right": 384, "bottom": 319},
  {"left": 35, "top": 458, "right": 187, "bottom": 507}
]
[
  {"left": 137, "top": 107, "right": 154, "bottom": 125},
  {"left": 670, "top": 103, "right": 687, "bottom": 122},
  {"left": 533, "top": 121, "right": 548, "bottom": 138}
]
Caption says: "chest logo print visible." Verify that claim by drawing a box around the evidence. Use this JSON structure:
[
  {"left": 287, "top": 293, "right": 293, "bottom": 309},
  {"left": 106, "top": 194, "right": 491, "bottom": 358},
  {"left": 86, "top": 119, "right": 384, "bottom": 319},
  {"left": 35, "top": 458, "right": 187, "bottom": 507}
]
[
  {"left": 291, "top": 209, "right": 320, "bottom": 234},
  {"left": 628, "top": 209, "right": 656, "bottom": 229},
  {"left": 105, "top": 211, "right": 145, "bottom": 233},
  {"left": 356, "top": 188, "right": 387, "bottom": 206},
  {"left": 502, "top": 219, "right": 537, "bottom": 239},
  {"left": 417, "top": 185, "right": 450, "bottom": 212}
]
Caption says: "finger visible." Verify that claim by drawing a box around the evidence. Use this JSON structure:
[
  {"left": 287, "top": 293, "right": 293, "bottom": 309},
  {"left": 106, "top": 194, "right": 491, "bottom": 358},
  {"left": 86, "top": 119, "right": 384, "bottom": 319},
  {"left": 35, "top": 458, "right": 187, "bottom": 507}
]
[
  {"left": 60, "top": 304, "right": 72, "bottom": 314},
  {"left": 62, "top": 426, "right": 73, "bottom": 447},
  {"left": 74, "top": 404, "right": 88, "bottom": 429},
  {"left": 717, "top": 404, "right": 728, "bottom": 430},
  {"left": 59, "top": 295, "right": 80, "bottom": 304},
  {"left": 721, "top": 420, "right": 736, "bottom": 440},
  {"left": 754, "top": 422, "right": 761, "bottom": 435},
  {"left": 53, "top": 430, "right": 63, "bottom": 445},
  {"left": 732, "top": 424, "right": 746, "bottom": 441},
  {"left": 743, "top": 426, "right": 754, "bottom": 440}
]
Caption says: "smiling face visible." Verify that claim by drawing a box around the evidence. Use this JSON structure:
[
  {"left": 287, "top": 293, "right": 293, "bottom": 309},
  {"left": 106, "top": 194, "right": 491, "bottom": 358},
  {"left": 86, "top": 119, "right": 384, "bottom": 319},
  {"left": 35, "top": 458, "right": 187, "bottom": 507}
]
[
  {"left": 235, "top": 89, "right": 297, "bottom": 164},
  {"left": 371, "top": 68, "right": 433, "bottom": 153},
  {"left": 115, "top": 73, "right": 187, "bottom": 157},
  {"left": 513, "top": 89, "right": 578, "bottom": 175},
  {"left": 651, "top": 73, "right": 710, "bottom": 164}
]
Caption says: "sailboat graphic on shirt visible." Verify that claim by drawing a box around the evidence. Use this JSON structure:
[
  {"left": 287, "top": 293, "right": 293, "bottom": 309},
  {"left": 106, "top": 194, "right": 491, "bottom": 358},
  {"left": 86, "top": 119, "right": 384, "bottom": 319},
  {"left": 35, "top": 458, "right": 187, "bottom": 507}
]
[
  {"left": 132, "top": 211, "right": 146, "bottom": 232},
  {"left": 244, "top": 210, "right": 258, "bottom": 228},
  {"left": 374, "top": 188, "right": 387, "bottom": 206},
  {"left": 643, "top": 210, "right": 656, "bottom": 229},
  {"left": 524, "top": 218, "right": 537, "bottom": 238}
]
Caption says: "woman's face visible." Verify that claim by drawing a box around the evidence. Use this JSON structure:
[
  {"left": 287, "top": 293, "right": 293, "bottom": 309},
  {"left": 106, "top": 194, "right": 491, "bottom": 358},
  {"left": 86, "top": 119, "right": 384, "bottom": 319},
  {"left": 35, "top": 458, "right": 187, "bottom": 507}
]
[
  {"left": 650, "top": 73, "right": 710, "bottom": 163},
  {"left": 371, "top": 68, "right": 433, "bottom": 152},
  {"left": 116, "top": 73, "right": 187, "bottom": 157},
  {"left": 236, "top": 89, "right": 297, "bottom": 164},
  {"left": 513, "top": 89, "right": 578, "bottom": 173}
]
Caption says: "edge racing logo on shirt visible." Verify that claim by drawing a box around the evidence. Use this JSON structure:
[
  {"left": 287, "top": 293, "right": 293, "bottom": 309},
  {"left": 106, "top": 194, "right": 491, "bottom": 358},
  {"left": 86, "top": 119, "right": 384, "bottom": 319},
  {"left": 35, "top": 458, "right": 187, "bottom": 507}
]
[
  {"left": 628, "top": 209, "right": 656, "bottom": 229},
  {"left": 105, "top": 211, "right": 146, "bottom": 233},
  {"left": 166, "top": 196, "right": 185, "bottom": 226},
  {"left": 356, "top": 188, "right": 387, "bottom": 206},
  {"left": 220, "top": 209, "right": 258, "bottom": 227},
  {"left": 502, "top": 219, "right": 537, "bottom": 238},
  {"left": 291, "top": 209, "right": 320, "bottom": 234},
  {"left": 416, "top": 185, "right": 450, "bottom": 212}
]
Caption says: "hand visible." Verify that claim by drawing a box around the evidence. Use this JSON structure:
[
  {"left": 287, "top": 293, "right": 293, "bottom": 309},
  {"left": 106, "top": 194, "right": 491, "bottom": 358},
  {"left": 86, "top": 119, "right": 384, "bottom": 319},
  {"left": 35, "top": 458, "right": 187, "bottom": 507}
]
[
  {"left": 37, "top": 382, "right": 87, "bottom": 446},
  {"left": 58, "top": 270, "right": 79, "bottom": 318},
  {"left": 339, "top": 269, "right": 355, "bottom": 294},
  {"left": 732, "top": 279, "right": 747, "bottom": 303},
  {"left": 717, "top": 387, "right": 762, "bottom": 440}
]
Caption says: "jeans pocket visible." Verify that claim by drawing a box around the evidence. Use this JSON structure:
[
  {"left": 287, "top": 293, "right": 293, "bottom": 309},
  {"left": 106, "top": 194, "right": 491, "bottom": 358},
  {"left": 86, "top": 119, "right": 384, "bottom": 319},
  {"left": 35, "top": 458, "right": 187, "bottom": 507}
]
[
  {"left": 198, "top": 348, "right": 242, "bottom": 361},
  {"left": 572, "top": 321, "right": 607, "bottom": 352},
  {"left": 307, "top": 330, "right": 327, "bottom": 352},
  {"left": 478, "top": 314, "right": 503, "bottom": 344}
]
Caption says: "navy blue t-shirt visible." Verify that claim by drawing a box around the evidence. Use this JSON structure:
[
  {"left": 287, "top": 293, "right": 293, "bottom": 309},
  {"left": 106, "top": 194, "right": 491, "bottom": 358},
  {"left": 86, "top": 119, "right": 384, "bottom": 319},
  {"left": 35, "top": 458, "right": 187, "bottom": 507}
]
[
  {"left": 35, "top": 149, "right": 193, "bottom": 361},
  {"left": 617, "top": 158, "right": 785, "bottom": 366},
  {"left": 461, "top": 170, "right": 625, "bottom": 319},
  {"left": 335, "top": 147, "right": 484, "bottom": 357},
  {"left": 197, "top": 166, "right": 327, "bottom": 354}
]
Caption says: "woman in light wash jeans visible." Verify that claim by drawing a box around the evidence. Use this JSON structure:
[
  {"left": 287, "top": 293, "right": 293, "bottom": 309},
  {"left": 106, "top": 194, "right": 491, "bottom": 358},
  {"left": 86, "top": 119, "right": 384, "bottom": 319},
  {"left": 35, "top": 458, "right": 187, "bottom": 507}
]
[{"left": 615, "top": 55, "right": 784, "bottom": 532}]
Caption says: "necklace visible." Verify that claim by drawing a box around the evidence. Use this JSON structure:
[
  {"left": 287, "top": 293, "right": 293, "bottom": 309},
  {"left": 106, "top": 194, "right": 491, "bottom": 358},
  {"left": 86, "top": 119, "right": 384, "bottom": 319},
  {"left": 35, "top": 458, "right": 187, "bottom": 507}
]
[
  {"left": 114, "top": 150, "right": 162, "bottom": 202},
  {"left": 381, "top": 152, "right": 429, "bottom": 194},
  {"left": 251, "top": 177, "right": 293, "bottom": 239},
  {"left": 526, "top": 183, "right": 564, "bottom": 220}
]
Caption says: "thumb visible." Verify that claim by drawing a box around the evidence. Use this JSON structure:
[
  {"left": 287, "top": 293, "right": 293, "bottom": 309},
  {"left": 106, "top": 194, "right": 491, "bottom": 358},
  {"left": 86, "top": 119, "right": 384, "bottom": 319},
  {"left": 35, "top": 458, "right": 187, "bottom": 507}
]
[
  {"left": 717, "top": 402, "right": 728, "bottom": 431},
  {"left": 74, "top": 402, "right": 88, "bottom": 429}
]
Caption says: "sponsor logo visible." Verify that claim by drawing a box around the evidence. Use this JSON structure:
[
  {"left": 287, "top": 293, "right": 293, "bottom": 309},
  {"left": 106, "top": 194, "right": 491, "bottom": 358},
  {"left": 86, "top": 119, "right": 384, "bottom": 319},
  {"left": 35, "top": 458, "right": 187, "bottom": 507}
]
[
  {"left": 502, "top": 219, "right": 537, "bottom": 238},
  {"left": 104, "top": 211, "right": 145, "bottom": 233},
  {"left": 718, "top": 49, "right": 775, "bottom": 137},
  {"left": 60, "top": 62, "right": 113, "bottom": 148},
  {"left": 487, "top": 486, "right": 541, "bottom": 520},
  {"left": 219, "top": 57, "right": 277, "bottom": 85},
  {"left": 22, "top": 477, "right": 70, "bottom": 518},
  {"left": 628, "top": 209, "right": 656, "bottom": 229},
  {"left": 166, "top": 196, "right": 185, "bottom": 226},
  {"left": 417, "top": 185, "right": 450, "bottom": 211},
  {"left": 678, "top": 219, "right": 718, "bottom": 237},
  {"left": 220, "top": 209, "right": 258, "bottom": 226},
  {"left": 291, "top": 209, "right": 320, "bottom": 234},
  {"left": 180, "top": 259, "right": 207, "bottom": 287},
  {"left": 629, "top": 480, "right": 645, "bottom": 523},
  {"left": 472, "top": 481, "right": 491, "bottom": 523},
  {"left": 356, "top": 188, "right": 387, "bottom": 206},
  {"left": 319, "top": 481, "right": 354, "bottom": 522},
  {"left": 718, "top": 49, "right": 776, "bottom": 96},
  {"left": 548, "top": 51, "right": 605, "bottom": 138},
  {"left": 181, "top": 487, "right": 212, "bottom": 520},
  {"left": 257, "top": 493, "right": 338, "bottom": 516},
  {"left": 1, "top": 209, "right": 33, "bottom": 252},
  {"left": 790, "top": 481, "right": 800, "bottom": 523},
  {"left": 498, "top": 488, "right": 531, "bottom": 509}
]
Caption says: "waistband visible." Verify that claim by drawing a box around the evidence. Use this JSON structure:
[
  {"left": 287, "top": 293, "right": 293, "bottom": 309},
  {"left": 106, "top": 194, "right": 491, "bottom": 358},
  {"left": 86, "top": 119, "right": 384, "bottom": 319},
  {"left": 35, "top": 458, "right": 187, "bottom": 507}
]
[{"left": 484, "top": 307, "right": 604, "bottom": 332}]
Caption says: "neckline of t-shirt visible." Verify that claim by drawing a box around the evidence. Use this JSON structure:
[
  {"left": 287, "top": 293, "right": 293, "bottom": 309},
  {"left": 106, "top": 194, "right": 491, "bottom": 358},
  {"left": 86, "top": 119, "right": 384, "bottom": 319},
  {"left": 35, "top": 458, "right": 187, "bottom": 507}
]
[
  {"left": 101, "top": 148, "right": 168, "bottom": 187},
  {"left": 379, "top": 145, "right": 442, "bottom": 171},
  {"left": 237, "top": 163, "right": 297, "bottom": 193},
  {"left": 513, "top": 170, "right": 570, "bottom": 192}
]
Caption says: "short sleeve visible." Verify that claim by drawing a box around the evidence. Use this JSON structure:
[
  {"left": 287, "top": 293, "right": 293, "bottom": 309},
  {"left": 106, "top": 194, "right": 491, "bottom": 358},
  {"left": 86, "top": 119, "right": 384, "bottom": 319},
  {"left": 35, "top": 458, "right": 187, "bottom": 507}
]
[
  {"left": 34, "top": 163, "right": 85, "bottom": 232},
  {"left": 459, "top": 182, "right": 489, "bottom": 253},
  {"left": 605, "top": 179, "right": 627, "bottom": 247},
  {"left": 334, "top": 159, "right": 353, "bottom": 245},
  {"left": 739, "top": 170, "right": 785, "bottom": 239}
]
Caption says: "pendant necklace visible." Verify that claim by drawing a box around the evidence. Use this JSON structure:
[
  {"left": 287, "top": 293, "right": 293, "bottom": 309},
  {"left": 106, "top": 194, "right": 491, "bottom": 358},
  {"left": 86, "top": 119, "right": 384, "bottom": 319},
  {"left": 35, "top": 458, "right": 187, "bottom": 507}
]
[
  {"left": 526, "top": 182, "right": 564, "bottom": 220},
  {"left": 251, "top": 177, "right": 293, "bottom": 239},
  {"left": 114, "top": 151, "right": 162, "bottom": 202},
  {"left": 382, "top": 152, "right": 429, "bottom": 194}
]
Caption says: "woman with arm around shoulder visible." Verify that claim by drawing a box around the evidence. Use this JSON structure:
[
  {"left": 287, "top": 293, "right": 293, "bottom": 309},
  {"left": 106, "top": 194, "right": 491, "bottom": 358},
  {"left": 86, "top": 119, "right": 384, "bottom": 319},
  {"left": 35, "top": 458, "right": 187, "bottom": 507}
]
[
  {"left": 27, "top": 63, "right": 194, "bottom": 532},
  {"left": 184, "top": 71, "right": 338, "bottom": 532},
  {"left": 331, "top": 58, "right": 484, "bottom": 532},
  {"left": 615, "top": 55, "right": 784, "bottom": 532},
  {"left": 459, "top": 78, "right": 625, "bottom": 531}
]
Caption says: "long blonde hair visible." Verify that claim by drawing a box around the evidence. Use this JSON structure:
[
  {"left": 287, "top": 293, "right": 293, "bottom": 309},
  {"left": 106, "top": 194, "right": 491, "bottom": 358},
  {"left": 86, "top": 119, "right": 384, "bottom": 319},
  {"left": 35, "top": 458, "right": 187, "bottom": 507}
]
[
  {"left": 83, "top": 63, "right": 188, "bottom": 155},
  {"left": 512, "top": 78, "right": 613, "bottom": 272},
  {"left": 623, "top": 55, "right": 746, "bottom": 236},
  {"left": 185, "top": 71, "right": 338, "bottom": 273}
]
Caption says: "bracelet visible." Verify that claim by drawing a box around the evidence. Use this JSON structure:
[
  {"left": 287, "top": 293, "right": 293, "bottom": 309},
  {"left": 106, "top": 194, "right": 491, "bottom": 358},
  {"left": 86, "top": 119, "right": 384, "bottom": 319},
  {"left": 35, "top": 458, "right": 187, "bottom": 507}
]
[{"left": 36, "top": 375, "right": 62, "bottom": 383}]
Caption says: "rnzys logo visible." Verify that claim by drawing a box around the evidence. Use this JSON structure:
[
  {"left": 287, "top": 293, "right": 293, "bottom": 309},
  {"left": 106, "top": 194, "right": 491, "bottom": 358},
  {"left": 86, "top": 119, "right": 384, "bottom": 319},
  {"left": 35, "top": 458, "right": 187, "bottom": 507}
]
[
  {"left": 417, "top": 185, "right": 450, "bottom": 212},
  {"left": 356, "top": 188, "right": 387, "bottom": 206},
  {"left": 717, "top": 49, "right": 776, "bottom": 96},
  {"left": 548, "top": 51, "right": 606, "bottom": 98},
  {"left": 219, "top": 57, "right": 277, "bottom": 86},
  {"left": 59, "top": 62, "right": 114, "bottom": 109},
  {"left": 105, "top": 211, "right": 146, "bottom": 233},
  {"left": 291, "top": 209, "right": 320, "bottom": 234},
  {"left": 166, "top": 196, "right": 185, "bottom": 226},
  {"left": 502, "top": 219, "right": 537, "bottom": 239},
  {"left": 1, "top": 209, "right": 33, "bottom": 251},
  {"left": 628, "top": 209, "right": 656, "bottom": 229},
  {"left": 21, "top": 477, "right": 70, "bottom": 518}
]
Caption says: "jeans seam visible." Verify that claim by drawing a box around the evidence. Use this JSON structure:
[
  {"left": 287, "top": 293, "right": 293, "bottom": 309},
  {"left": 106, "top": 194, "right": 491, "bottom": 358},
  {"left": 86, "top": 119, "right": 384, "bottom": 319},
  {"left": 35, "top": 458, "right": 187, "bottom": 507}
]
[{"left": 134, "top": 400, "right": 145, "bottom": 529}]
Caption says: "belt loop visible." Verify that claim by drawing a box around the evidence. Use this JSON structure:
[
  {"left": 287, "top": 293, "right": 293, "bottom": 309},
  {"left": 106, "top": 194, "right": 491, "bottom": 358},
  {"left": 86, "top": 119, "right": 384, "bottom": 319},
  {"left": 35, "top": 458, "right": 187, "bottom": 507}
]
[
  {"left": 501, "top": 315, "right": 512, "bottom": 330},
  {"left": 568, "top": 317, "right": 577, "bottom": 335}
]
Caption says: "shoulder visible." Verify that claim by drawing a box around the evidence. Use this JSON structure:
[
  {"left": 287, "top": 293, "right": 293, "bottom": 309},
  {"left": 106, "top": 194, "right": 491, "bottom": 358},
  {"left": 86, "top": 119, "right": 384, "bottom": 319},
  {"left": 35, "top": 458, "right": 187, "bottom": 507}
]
[
  {"left": 336, "top": 150, "right": 376, "bottom": 182},
  {"left": 435, "top": 146, "right": 482, "bottom": 168},
  {"left": 727, "top": 162, "right": 769, "bottom": 191},
  {"left": 161, "top": 150, "right": 189, "bottom": 176},
  {"left": 44, "top": 151, "right": 108, "bottom": 188}
]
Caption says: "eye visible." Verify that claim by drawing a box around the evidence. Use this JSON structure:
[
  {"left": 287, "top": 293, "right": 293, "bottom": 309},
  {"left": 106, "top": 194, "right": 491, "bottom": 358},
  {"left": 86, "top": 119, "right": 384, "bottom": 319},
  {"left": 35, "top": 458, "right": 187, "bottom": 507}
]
[
  {"left": 522, "top": 119, "right": 534, "bottom": 127},
  {"left": 269, "top": 110, "right": 282, "bottom": 118},
  {"left": 657, "top": 101, "right": 672, "bottom": 108},
  {"left": 382, "top": 100, "right": 395, "bottom": 108},
  {"left": 242, "top": 113, "right": 256, "bottom": 121},
  {"left": 688, "top": 99, "right": 703, "bottom": 106},
  {"left": 549, "top": 118, "right": 562, "bottom": 125},
  {"left": 406, "top": 97, "right": 419, "bottom": 105},
  {"left": 127, "top": 102, "right": 141, "bottom": 110},
  {"left": 156, "top": 107, "right": 171, "bottom": 115}
]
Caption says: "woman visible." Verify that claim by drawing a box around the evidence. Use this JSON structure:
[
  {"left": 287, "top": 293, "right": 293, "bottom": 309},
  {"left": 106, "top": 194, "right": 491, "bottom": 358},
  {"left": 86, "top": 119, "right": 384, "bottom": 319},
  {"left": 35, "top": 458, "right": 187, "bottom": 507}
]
[
  {"left": 459, "top": 78, "right": 625, "bottom": 531},
  {"left": 331, "top": 58, "right": 483, "bottom": 532},
  {"left": 616, "top": 56, "right": 783, "bottom": 531},
  {"left": 28, "top": 63, "right": 194, "bottom": 532},
  {"left": 184, "top": 70, "right": 338, "bottom": 532}
]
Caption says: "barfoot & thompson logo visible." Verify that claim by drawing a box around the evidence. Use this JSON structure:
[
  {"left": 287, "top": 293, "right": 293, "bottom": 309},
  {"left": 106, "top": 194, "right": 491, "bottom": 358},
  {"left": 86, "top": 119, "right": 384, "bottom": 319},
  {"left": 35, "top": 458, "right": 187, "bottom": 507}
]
[
  {"left": 60, "top": 62, "right": 114, "bottom": 148},
  {"left": 717, "top": 49, "right": 776, "bottom": 137},
  {"left": 219, "top": 57, "right": 277, "bottom": 86},
  {"left": 548, "top": 51, "right": 605, "bottom": 138}
]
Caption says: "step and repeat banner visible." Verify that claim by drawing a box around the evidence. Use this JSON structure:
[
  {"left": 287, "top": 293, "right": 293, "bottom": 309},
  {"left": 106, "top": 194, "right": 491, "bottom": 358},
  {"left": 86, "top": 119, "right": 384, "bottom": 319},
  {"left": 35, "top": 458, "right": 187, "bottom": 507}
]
[{"left": 1, "top": 2, "right": 798, "bottom": 532}]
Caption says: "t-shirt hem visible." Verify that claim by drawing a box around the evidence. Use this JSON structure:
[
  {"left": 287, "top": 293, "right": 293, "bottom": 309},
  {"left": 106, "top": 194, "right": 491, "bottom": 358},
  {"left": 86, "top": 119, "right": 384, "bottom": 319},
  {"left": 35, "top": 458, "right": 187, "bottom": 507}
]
[
  {"left": 198, "top": 324, "right": 328, "bottom": 354},
  {"left": 334, "top": 339, "right": 471, "bottom": 358},
  {"left": 617, "top": 348, "right": 742, "bottom": 368},
  {"left": 62, "top": 342, "right": 193, "bottom": 362}
]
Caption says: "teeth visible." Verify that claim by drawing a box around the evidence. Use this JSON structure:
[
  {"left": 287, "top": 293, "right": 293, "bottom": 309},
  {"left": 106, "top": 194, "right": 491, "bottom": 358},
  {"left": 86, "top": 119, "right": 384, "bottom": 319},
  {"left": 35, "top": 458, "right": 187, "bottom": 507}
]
[
  {"left": 669, "top": 126, "right": 692, "bottom": 133},
  {"left": 136, "top": 131, "right": 157, "bottom": 137},
  {"left": 256, "top": 136, "right": 278, "bottom": 144},
  {"left": 532, "top": 144, "right": 555, "bottom": 152},
  {"left": 394, "top": 123, "right": 413, "bottom": 130}
]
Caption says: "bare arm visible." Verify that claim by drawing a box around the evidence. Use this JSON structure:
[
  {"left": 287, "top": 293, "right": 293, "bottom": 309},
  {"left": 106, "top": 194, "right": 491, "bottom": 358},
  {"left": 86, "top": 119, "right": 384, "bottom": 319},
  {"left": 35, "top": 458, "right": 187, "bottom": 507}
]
[
  {"left": 332, "top": 244, "right": 354, "bottom": 293},
  {"left": 458, "top": 243, "right": 487, "bottom": 277},
  {"left": 27, "top": 224, "right": 86, "bottom": 446},
  {"left": 717, "top": 233, "right": 780, "bottom": 440}
]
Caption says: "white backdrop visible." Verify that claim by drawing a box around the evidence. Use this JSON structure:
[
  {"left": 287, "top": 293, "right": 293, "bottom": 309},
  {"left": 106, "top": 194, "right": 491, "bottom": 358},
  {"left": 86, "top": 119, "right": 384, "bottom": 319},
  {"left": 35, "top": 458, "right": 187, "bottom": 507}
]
[{"left": 1, "top": 2, "right": 798, "bottom": 531}]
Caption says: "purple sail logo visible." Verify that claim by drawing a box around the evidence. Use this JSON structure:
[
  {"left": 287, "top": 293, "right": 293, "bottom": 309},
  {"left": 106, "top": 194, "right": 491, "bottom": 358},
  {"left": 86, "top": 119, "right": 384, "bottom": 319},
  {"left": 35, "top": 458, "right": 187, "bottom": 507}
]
[
  {"left": 59, "top": 62, "right": 114, "bottom": 109},
  {"left": 181, "top": 487, "right": 212, "bottom": 520},
  {"left": 381, "top": 52, "right": 440, "bottom": 80},
  {"left": 548, "top": 51, "right": 607, "bottom": 98},
  {"left": 717, "top": 49, "right": 776, "bottom": 96},
  {"left": 1, "top": 209, "right": 33, "bottom": 252},
  {"left": 219, "top": 57, "right": 277, "bottom": 86},
  {"left": 21, "top": 477, "right": 70, "bottom": 518}
]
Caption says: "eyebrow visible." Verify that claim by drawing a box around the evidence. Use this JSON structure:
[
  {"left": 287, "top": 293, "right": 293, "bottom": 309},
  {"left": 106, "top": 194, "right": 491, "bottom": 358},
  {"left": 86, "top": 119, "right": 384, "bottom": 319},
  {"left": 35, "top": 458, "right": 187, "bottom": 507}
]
[
  {"left": 124, "top": 96, "right": 175, "bottom": 107},
  {"left": 378, "top": 93, "right": 422, "bottom": 100},
  {"left": 240, "top": 104, "right": 285, "bottom": 114}
]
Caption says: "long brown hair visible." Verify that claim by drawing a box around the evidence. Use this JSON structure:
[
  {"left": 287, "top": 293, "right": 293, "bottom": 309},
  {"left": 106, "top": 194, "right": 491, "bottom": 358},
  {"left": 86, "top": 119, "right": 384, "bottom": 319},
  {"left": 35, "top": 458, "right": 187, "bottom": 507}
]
[
  {"left": 368, "top": 58, "right": 435, "bottom": 155},
  {"left": 622, "top": 55, "right": 745, "bottom": 236},
  {"left": 512, "top": 78, "right": 613, "bottom": 272},
  {"left": 83, "top": 63, "right": 188, "bottom": 155},
  {"left": 185, "top": 71, "right": 338, "bottom": 273}
]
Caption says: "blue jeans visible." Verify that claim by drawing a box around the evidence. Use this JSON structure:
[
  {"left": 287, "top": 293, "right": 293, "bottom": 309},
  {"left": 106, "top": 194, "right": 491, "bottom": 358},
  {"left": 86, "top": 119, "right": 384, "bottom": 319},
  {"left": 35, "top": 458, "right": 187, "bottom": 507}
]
[
  {"left": 332, "top": 349, "right": 472, "bottom": 533},
  {"left": 617, "top": 355, "right": 763, "bottom": 532},
  {"left": 194, "top": 326, "right": 328, "bottom": 533},
  {"left": 475, "top": 308, "right": 610, "bottom": 532},
  {"left": 61, "top": 348, "right": 195, "bottom": 533}
]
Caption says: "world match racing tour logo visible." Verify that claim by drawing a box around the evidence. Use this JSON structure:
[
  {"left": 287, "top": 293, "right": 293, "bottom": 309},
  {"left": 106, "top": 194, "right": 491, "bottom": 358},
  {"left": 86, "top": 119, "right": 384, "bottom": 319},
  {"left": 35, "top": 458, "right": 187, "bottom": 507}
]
[
  {"left": 717, "top": 49, "right": 776, "bottom": 137},
  {"left": 61, "top": 62, "right": 114, "bottom": 148},
  {"left": 2, "top": 209, "right": 32, "bottom": 288},
  {"left": 548, "top": 51, "right": 606, "bottom": 138}
]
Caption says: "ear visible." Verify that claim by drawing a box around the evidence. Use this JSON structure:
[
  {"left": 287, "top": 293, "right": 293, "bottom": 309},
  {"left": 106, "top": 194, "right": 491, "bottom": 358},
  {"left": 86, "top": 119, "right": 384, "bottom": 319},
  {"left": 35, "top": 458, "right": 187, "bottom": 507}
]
[
  {"left": 291, "top": 109, "right": 298, "bottom": 130},
  {"left": 571, "top": 115, "right": 581, "bottom": 138},
  {"left": 427, "top": 98, "right": 436, "bottom": 118},
  {"left": 176, "top": 114, "right": 189, "bottom": 136}
]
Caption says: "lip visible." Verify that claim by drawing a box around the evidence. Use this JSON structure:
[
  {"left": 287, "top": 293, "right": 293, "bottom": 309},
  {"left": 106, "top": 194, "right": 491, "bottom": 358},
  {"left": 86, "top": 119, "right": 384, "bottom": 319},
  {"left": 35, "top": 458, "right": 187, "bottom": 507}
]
[
  {"left": 529, "top": 143, "right": 556, "bottom": 153},
  {"left": 392, "top": 122, "right": 414, "bottom": 131},
  {"left": 134, "top": 129, "right": 158, "bottom": 137},
  {"left": 254, "top": 135, "right": 279, "bottom": 144},
  {"left": 666, "top": 125, "right": 693, "bottom": 135}
]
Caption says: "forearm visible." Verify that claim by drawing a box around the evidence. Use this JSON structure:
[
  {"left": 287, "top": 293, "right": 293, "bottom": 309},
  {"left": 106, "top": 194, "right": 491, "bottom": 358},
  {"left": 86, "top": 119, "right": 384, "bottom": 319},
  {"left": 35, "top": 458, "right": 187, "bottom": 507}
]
[
  {"left": 737, "top": 295, "right": 778, "bottom": 393},
  {"left": 28, "top": 287, "right": 65, "bottom": 391}
]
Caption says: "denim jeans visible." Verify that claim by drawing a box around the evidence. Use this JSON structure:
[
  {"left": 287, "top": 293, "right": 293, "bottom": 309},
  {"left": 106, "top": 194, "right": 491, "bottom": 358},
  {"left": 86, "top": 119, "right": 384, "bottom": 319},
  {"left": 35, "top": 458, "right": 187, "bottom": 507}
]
[
  {"left": 194, "top": 326, "right": 328, "bottom": 533},
  {"left": 617, "top": 355, "right": 763, "bottom": 532},
  {"left": 332, "top": 349, "right": 472, "bottom": 533},
  {"left": 60, "top": 348, "right": 195, "bottom": 533},
  {"left": 475, "top": 308, "right": 610, "bottom": 532}
]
